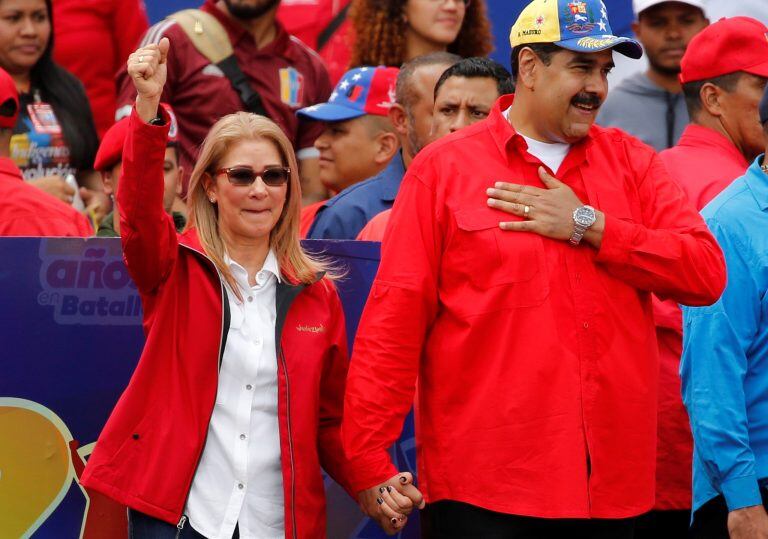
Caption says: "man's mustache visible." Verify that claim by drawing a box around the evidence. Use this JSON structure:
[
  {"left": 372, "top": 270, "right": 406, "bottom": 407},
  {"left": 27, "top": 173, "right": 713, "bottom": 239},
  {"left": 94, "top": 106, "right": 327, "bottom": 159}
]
[{"left": 571, "top": 93, "right": 603, "bottom": 108}]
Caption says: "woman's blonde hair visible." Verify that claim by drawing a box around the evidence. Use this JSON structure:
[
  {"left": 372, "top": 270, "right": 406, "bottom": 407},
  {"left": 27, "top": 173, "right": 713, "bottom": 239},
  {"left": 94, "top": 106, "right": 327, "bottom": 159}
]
[{"left": 185, "top": 112, "right": 330, "bottom": 295}]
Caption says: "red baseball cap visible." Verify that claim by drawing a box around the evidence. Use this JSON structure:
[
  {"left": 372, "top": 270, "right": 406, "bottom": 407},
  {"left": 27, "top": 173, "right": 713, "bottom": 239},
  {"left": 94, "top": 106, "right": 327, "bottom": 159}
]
[
  {"left": 680, "top": 16, "right": 768, "bottom": 84},
  {"left": 94, "top": 103, "right": 179, "bottom": 171},
  {"left": 0, "top": 67, "right": 19, "bottom": 129}
]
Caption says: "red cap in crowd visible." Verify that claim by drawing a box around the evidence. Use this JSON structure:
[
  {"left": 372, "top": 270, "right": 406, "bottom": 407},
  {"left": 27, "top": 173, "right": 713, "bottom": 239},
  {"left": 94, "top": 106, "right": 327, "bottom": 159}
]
[
  {"left": 0, "top": 67, "right": 19, "bottom": 129},
  {"left": 680, "top": 17, "right": 768, "bottom": 84},
  {"left": 94, "top": 103, "right": 179, "bottom": 172}
]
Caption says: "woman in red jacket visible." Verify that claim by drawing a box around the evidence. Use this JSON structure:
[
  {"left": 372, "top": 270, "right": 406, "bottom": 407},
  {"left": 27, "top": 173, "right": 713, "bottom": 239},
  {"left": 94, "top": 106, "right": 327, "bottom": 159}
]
[{"left": 80, "top": 37, "right": 381, "bottom": 538}]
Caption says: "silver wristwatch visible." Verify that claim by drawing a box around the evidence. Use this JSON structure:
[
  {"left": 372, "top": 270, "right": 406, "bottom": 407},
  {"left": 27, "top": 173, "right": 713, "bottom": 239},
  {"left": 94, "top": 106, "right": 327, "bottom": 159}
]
[{"left": 570, "top": 205, "right": 597, "bottom": 246}]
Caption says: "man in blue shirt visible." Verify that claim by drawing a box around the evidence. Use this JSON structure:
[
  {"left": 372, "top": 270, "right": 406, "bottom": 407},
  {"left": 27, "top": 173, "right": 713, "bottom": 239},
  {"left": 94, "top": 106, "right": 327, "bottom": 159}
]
[
  {"left": 307, "top": 52, "right": 459, "bottom": 240},
  {"left": 682, "top": 85, "right": 768, "bottom": 538}
]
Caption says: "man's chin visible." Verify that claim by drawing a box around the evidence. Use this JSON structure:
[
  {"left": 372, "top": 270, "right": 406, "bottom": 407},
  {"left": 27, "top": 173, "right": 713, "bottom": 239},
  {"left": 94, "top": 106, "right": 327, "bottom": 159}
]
[{"left": 222, "top": 0, "right": 280, "bottom": 20}]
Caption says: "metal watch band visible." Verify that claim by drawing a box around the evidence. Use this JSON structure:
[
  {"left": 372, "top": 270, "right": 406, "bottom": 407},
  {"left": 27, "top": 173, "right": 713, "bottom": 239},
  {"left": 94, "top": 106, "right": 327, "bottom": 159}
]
[{"left": 569, "top": 224, "right": 587, "bottom": 246}]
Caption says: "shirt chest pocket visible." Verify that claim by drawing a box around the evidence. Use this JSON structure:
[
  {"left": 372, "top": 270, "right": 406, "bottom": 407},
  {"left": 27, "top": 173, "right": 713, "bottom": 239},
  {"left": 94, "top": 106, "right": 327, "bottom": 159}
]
[{"left": 449, "top": 209, "right": 550, "bottom": 309}]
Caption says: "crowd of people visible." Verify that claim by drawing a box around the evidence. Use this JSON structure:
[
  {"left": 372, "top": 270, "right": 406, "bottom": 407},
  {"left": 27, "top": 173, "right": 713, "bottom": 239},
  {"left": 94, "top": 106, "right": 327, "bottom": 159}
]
[{"left": 2, "top": 0, "right": 768, "bottom": 537}]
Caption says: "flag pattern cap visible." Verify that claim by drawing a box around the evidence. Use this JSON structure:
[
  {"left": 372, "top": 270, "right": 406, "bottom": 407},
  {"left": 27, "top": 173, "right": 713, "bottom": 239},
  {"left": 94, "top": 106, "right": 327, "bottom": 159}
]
[
  {"left": 297, "top": 66, "right": 399, "bottom": 122},
  {"left": 510, "top": 0, "right": 643, "bottom": 59}
]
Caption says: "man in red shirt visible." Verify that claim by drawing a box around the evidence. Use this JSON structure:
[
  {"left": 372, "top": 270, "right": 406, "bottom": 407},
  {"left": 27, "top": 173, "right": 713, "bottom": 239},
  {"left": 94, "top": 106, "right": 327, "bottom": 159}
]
[
  {"left": 341, "top": 0, "right": 726, "bottom": 536},
  {"left": 115, "top": 0, "right": 332, "bottom": 202},
  {"left": 646, "top": 16, "right": 768, "bottom": 534},
  {"left": 0, "top": 67, "right": 91, "bottom": 236}
]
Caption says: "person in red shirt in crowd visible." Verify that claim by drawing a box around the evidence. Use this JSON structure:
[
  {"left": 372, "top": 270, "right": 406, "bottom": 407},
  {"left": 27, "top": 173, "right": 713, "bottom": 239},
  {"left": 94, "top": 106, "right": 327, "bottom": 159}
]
[
  {"left": 115, "top": 0, "right": 333, "bottom": 204},
  {"left": 349, "top": 0, "right": 491, "bottom": 68},
  {"left": 277, "top": 0, "right": 351, "bottom": 84},
  {"left": 296, "top": 65, "right": 399, "bottom": 238},
  {"left": 93, "top": 103, "right": 186, "bottom": 238},
  {"left": 0, "top": 65, "right": 90, "bottom": 236},
  {"left": 53, "top": 0, "right": 148, "bottom": 138},
  {"left": 357, "top": 56, "right": 513, "bottom": 241},
  {"left": 640, "top": 16, "right": 768, "bottom": 537},
  {"left": 341, "top": 0, "right": 726, "bottom": 536}
]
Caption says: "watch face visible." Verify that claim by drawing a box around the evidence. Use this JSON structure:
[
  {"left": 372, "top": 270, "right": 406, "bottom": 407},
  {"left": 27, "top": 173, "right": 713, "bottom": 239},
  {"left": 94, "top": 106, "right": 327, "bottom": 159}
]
[{"left": 574, "top": 206, "right": 596, "bottom": 227}]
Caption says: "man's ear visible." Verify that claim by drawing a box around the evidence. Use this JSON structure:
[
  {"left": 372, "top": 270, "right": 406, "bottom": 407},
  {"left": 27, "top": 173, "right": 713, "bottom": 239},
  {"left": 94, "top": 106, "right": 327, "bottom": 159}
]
[
  {"left": 101, "top": 171, "right": 113, "bottom": 196},
  {"left": 388, "top": 104, "right": 409, "bottom": 137},
  {"left": 374, "top": 131, "right": 400, "bottom": 165},
  {"left": 700, "top": 83, "right": 726, "bottom": 118},
  {"left": 517, "top": 47, "right": 540, "bottom": 91}
]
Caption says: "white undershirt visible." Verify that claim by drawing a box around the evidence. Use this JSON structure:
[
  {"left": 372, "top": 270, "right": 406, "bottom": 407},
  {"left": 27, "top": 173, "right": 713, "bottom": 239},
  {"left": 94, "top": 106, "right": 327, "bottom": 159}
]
[
  {"left": 504, "top": 106, "right": 571, "bottom": 174},
  {"left": 520, "top": 135, "right": 570, "bottom": 175},
  {"left": 185, "top": 250, "right": 284, "bottom": 539}
]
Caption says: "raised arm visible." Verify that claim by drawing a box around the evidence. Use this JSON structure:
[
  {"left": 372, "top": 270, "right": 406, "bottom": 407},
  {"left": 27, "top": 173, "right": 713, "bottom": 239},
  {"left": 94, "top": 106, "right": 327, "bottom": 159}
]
[{"left": 118, "top": 38, "right": 179, "bottom": 294}]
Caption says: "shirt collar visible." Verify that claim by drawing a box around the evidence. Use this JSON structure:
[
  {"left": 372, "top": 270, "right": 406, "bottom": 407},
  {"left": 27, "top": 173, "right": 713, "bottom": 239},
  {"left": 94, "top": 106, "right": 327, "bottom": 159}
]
[
  {"left": 676, "top": 124, "right": 750, "bottom": 169},
  {"left": 487, "top": 94, "right": 592, "bottom": 173},
  {"left": 744, "top": 155, "right": 768, "bottom": 211},
  {"left": 224, "top": 248, "right": 282, "bottom": 292},
  {"left": 0, "top": 157, "right": 23, "bottom": 180}
]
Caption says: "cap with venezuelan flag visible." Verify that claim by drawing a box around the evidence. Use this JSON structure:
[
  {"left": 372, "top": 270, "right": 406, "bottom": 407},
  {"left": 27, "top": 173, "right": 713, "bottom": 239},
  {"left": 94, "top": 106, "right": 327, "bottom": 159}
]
[{"left": 510, "top": 0, "right": 643, "bottom": 59}]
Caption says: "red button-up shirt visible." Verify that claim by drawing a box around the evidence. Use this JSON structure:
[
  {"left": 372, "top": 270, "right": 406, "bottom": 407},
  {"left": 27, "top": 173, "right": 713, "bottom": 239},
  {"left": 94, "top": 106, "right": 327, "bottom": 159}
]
[
  {"left": 0, "top": 158, "right": 92, "bottom": 236},
  {"left": 342, "top": 95, "right": 725, "bottom": 519},
  {"left": 650, "top": 124, "right": 750, "bottom": 509}
]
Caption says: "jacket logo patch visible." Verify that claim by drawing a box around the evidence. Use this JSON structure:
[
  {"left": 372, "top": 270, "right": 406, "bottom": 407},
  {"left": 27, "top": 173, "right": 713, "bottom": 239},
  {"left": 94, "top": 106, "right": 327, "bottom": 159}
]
[{"left": 296, "top": 324, "right": 325, "bottom": 333}]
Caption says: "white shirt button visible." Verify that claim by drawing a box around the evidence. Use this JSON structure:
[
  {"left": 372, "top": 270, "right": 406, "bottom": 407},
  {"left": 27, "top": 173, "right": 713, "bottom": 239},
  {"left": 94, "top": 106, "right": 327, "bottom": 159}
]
[
  {"left": 238, "top": 483, "right": 244, "bottom": 490},
  {"left": 246, "top": 384, "right": 252, "bottom": 390},
  {"left": 240, "top": 434, "right": 246, "bottom": 440},
  {"left": 247, "top": 296, "right": 253, "bottom": 302}
]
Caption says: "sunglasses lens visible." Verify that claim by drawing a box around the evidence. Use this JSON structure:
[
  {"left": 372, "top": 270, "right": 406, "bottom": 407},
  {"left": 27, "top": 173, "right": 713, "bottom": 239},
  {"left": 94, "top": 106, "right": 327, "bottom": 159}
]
[
  {"left": 262, "top": 168, "right": 289, "bottom": 186},
  {"left": 228, "top": 168, "right": 256, "bottom": 185}
]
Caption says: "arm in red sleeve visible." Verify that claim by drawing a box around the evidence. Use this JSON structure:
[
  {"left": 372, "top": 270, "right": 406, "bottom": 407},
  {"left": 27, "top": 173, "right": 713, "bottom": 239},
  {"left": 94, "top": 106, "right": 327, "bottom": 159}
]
[
  {"left": 316, "top": 280, "right": 359, "bottom": 498},
  {"left": 342, "top": 170, "right": 442, "bottom": 493},
  {"left": 595, "top": 153, "right": 726, "bottom": 306},
  {"left": 118, "top": 108, "right": 178, "bottom": 293}
]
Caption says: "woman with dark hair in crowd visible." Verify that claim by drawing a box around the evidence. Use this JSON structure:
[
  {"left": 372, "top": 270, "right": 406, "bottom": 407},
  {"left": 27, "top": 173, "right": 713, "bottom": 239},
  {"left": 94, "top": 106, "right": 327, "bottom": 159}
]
[
  {"left": 0, "top": 0, "right": 101, "bottom": 215},
  {"left": 349, "top": 0, "right": 492, "bottom": 68},
  {"left": 80, "top": 37, "right": 420, "bottom": 538}
]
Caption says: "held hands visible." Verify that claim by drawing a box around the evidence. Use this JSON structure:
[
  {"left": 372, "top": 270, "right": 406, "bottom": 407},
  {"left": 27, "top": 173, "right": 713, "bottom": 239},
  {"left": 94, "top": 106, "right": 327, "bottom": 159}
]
[
  {"left": 486, "top": 166, "right": 604, "bottom": 248},
  {"left": 127, "top": 37, "right": 170, "bottom": 123},
  {"left": 728, "top": 505, "right": 768, "bottom": 539},
  {"left": 358, "top": 472, "right": 425, "bottom": 535}
]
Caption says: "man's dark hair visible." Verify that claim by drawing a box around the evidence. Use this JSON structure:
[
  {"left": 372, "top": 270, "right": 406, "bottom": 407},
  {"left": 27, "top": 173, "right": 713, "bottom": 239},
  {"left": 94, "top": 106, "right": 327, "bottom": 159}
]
[
  {"left": 433, "top": 57, "right": 515, "bottom": 100},
  {"left": 510, "top": 42, "right": 562, "bottom": 80},
  {"left": 396, "top": 52, "right": 461, "bottom": 112},
  {"left": 682, "top": 72, "right": 743, "bottom": 118}
]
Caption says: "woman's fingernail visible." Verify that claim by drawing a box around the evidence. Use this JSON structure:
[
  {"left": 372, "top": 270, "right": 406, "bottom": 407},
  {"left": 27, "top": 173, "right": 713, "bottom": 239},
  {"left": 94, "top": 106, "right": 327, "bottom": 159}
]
[
  {"left": 391, "top": 518, "right": 398, "bottom": 526},
  {"left": 399, "top": 476, "right": 408, "bottom": 484},
  {"left": 379, "top": 486, "right": 385, "bottom": 493},
  {"left": 377, "top": 497, "right": 383, "bottom": 505},
  {"left": 386, "top": 486, "right": 392, "bottom": 492}
]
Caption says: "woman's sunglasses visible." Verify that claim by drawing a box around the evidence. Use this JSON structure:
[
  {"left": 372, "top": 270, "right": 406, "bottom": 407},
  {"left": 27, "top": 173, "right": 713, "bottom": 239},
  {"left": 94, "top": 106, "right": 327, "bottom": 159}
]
[{"left": 215, "top": 166, "right": 291, "bottom": 187}]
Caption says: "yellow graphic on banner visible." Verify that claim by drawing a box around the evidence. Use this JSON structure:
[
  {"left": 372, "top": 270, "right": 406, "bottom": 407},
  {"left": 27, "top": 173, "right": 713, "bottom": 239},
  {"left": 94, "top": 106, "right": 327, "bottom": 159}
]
[{"left": 0, "top": 399, "right": 74, "bottom": 539}]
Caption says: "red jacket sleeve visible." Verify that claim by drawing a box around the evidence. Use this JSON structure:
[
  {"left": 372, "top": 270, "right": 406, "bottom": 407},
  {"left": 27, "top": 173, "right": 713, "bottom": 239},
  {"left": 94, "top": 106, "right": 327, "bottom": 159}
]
[
  {"left": 315, "top": 280, "right": 362, "bottom": 498},
  {"left": 595, "top": 152, "right": 726, "bottom": 306},
  {"left": 118, "top": 108, "right": 178, "bottom": 293},
  {"left": 342, "top": 169, "right": 443, "bottom": 493}
]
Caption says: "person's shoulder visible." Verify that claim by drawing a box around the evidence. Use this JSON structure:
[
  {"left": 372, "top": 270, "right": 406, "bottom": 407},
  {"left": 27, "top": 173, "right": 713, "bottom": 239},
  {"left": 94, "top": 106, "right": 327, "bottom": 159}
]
[
  {"left": 589, "top": 124, "right": 656, "bottom": 153},
  {"left": 0, "top": 180, "right": 90, "bottom": 234},
  {"left": 702, "top": 173, "right": 753, "bottom": 222},
  {"left": 323, "top": 172, "right": 390, "bottom": 210},
  {"left": 409, "top": 120, "right": 491, "bottom": 173},
  {"left": 138, "top": 16, "right": 186, "bottom": 47},
  {"left": 286, "top": 33, "right": 326, "bottom": 66}
]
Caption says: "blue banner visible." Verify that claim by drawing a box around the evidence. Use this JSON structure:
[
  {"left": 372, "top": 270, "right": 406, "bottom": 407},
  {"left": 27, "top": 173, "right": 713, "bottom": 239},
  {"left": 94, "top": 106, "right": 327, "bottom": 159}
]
[{"left": 0, "top": 237, "right": 417, "bottom": 539}]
